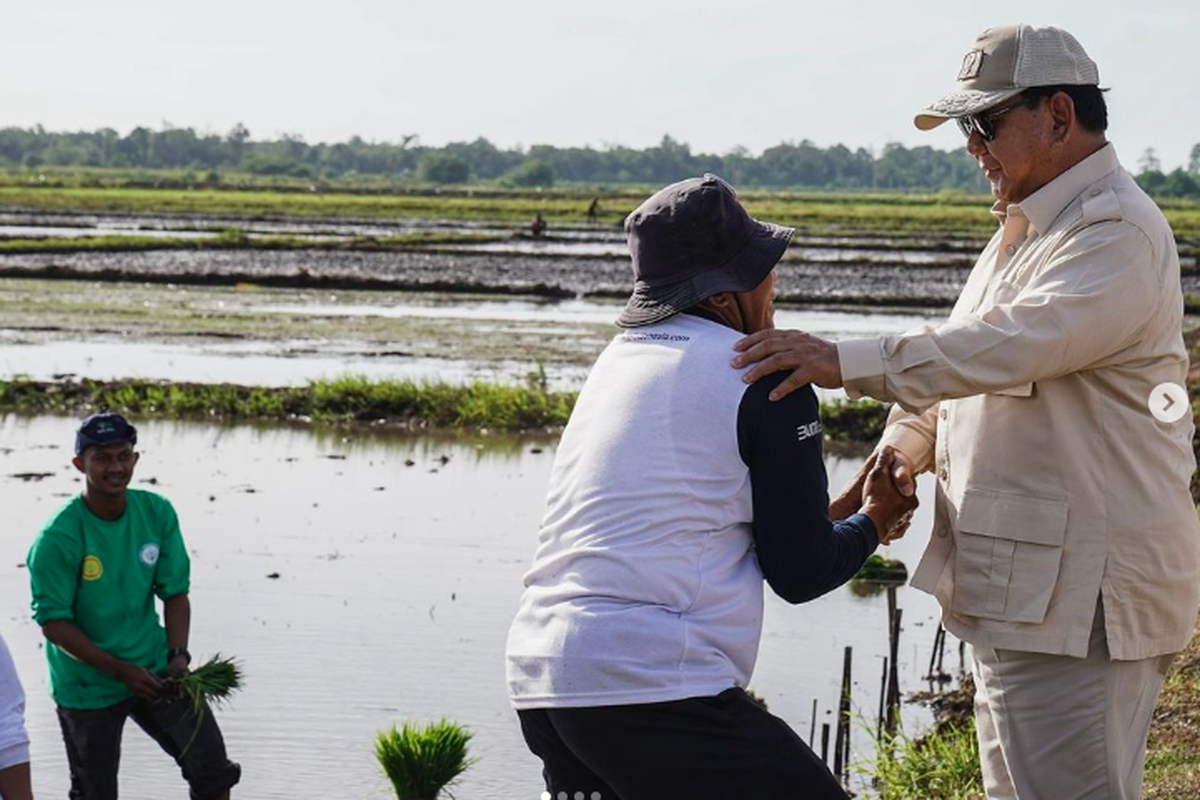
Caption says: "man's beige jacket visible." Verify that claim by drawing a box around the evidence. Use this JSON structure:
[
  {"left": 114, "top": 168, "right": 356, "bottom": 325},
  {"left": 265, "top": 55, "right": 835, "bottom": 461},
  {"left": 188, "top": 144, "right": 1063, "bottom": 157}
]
[{"left": 838, "top": 144, "right": 1200, "bottom": 659}]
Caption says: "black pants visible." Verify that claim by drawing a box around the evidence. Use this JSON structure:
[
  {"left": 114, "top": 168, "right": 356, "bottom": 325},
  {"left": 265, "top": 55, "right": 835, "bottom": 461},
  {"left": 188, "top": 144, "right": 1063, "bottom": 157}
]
[
  {"left": 518, "top": 688, "right": 848, "bottom": 800},
  {"left": 56, "top": 695, "right": 241, "bottom": 800}
]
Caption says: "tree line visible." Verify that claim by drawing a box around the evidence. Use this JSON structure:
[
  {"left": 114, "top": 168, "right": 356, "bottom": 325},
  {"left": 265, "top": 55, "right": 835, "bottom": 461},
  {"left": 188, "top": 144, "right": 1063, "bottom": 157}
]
[{"left": 0, "top": 124, "right": 1197, "bottom": 197}]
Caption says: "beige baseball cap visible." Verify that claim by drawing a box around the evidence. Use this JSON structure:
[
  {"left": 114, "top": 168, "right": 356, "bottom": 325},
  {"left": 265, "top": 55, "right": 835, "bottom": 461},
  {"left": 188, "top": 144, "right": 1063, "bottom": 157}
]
[{"left": 915, "top": 24, "right": 1100, "bottom": 130}]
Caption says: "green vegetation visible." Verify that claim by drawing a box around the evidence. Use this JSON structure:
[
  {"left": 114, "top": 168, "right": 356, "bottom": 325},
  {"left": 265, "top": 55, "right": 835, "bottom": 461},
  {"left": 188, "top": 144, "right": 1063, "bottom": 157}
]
[
  {"left": 165, "top": 654, "right": 243, "bottom": 755},
  {"left": 417, "top": 153, "right": 471, "bottom": 185},
  {"left": 375, "top": 720, "right": 475, "bottom": 800},
  {"left": 7, "top": 125, "right": 1199, "bottom": 198},
  {"left": 852, "top": 554, "right": 909, "bottom": 583},
  {"left": 502, "top": 159, "right": 555, "bottom": 188},
  {"left": 820, "top": 398, "right": 891, "bottom": 442},
  {"left": 0, "top": 376, "right": 577, "bottom": 431},
  {"left": 1145, "top": 620, "right": 1200, "bottom": 799},
  {"left": 869, "top": 719, "right": 983, "bottom": 800},
  {"left": 1, "top": 176, "right": 1197, "bottom": 238},
  {"left": 0, "top": 183, "right": 1006, "bottom": 235},
  {"left": 0, "top": 375, "right": 890, "bottom": 439},
  {"left": 172, "top": 654, "right": 243, "bottom": 712}
]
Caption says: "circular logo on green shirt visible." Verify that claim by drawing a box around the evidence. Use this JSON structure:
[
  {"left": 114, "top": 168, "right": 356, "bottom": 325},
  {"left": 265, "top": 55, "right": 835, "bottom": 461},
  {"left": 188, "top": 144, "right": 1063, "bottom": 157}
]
[
  {"left": 81, "top": 555, "right": 103, "bottom": 581},
  {"left": 139, "top": 542, "right": 160, "bottom": 567}
]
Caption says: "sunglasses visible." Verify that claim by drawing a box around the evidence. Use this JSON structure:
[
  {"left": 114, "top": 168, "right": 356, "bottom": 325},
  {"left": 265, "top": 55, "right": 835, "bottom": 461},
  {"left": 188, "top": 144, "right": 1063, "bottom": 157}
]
[{"left": 955, "top": 98, "right": 1026, "bottom": 141}]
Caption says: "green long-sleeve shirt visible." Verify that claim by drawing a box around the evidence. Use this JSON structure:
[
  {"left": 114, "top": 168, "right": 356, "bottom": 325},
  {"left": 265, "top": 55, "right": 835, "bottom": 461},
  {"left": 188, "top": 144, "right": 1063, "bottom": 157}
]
[{"left": 28, "top": 490, "right": 190, "bottom": 709}]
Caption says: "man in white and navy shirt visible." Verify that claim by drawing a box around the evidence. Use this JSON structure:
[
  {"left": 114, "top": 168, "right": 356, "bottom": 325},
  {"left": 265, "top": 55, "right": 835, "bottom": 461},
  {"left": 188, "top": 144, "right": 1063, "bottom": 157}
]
[{"left": 506, "top": 175, "right": 917, "bottom": 800}]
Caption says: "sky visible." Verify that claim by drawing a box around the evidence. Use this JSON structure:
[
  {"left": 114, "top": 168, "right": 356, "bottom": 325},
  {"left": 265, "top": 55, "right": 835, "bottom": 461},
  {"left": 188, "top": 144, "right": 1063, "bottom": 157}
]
[{"left": 3, "top": 0, "right": 1197, "bottom": 170}]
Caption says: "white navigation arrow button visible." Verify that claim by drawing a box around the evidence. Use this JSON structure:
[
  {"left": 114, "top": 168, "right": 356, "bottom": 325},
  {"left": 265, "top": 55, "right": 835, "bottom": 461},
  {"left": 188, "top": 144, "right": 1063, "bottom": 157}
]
[{"left": 1149, "top": 382, "right": 1189, "bottom": 424}]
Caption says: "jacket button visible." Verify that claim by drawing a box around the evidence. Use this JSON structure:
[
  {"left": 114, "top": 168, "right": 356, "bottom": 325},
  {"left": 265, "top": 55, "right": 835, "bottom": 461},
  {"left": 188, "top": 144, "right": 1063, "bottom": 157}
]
[
  {"left": 939, "top": 408, "right": 948, "bottom": 420},
  {"left": 1005, "top": 244, "right": 1017, "bottom": 256},
  {"left": 938, "top": 468, "right": 949, "bottom": 481}
]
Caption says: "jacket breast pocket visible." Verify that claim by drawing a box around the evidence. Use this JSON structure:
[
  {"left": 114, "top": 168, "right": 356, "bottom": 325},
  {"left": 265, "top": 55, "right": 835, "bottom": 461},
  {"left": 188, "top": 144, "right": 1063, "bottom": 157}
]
[{"left": 951, "top": 488, "right": 1068, "bottom": 624}]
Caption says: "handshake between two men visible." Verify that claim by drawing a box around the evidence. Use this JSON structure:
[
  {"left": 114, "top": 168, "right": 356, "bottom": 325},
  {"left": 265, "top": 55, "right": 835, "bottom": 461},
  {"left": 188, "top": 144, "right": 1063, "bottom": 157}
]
[{"left": 833, "top": 446, "right": 918, "bottom": 546}]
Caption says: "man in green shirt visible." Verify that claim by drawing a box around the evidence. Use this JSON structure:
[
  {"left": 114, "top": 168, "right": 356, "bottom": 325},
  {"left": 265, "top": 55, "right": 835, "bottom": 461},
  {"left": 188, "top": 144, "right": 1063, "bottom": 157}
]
[{"left": 27, "top": 412, "right": 240, "bottom": 800}]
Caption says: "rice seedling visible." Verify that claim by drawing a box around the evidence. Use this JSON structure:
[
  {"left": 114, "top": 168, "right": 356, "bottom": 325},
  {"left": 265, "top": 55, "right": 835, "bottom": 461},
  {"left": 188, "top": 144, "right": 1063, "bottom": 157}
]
[
  {"left": 173, "top": 654, "right": 243, "bottom": 712},
  {"left": 375, "top": 719, "right": 476, "bottom": 800},
  {"left": 164, "top": 654, "right": 243, "bottom": 755}
]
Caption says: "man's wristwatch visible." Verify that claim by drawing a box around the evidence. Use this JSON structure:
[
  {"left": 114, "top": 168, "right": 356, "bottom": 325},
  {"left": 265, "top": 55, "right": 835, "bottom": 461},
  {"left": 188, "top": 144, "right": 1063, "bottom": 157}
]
[{"left": 167, "top": 647, "right": 191, "bottom": 665}]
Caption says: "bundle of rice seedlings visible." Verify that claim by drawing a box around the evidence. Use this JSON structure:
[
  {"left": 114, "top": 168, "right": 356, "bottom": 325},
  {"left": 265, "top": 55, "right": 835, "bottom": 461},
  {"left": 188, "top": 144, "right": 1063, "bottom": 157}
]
[
  {"left": 164, "top": 654, "right": 243, "bottom": 754},
  {"left": 375, "top": 719, "right": 476, "bottom": 800},
  {"left": 175, "top": 654, "right": 243, "bottom": 711}
]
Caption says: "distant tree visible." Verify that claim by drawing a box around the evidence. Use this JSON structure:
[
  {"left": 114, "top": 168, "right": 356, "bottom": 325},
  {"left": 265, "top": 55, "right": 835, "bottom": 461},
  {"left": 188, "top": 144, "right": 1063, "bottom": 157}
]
[
  {"left": 417, "top": 153, "right": 470, "bottom": 184},
  {"left": 442, "top": 138, "right": 518, "bottom": 179},
  {"left": 1138, "top": 147, "right": 1162, "bottom": 174},
  {"left": 226, "top": 123, "right": 251, "bottom": 164},
  {"left": 1189, "top": 143, "right": 1200, "bottom": 176},
  {"left": 1159, "top": 168, "right": 1200, "bottom": 198},
  {"left": 0, "top": 123, "right": 1038, "bottom": 192},
  {"left": 503, "top": 159, "right": 554, "bottom": 187},
  {"left": 1135, "top": 169, "right": 1167, "bottom": 195}
]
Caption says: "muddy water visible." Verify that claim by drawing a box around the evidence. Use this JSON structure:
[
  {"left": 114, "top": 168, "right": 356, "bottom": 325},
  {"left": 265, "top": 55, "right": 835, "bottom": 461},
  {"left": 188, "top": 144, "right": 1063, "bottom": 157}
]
[
  {"left": 0, "top": 248, "right": 978, "bottom": 305},
  {"left": 0, "top": 331, "right": 553, "bottom": 389},
  {"left": 0, "top": 301, "right": 941, "bottom": 389},
  {"left": 1, "top": 211, "right": 985, "bottom": 250},
  {"left": 0, "top": 226, "right": 217, "bottom": 240},
  {"left": 1, "top": 415, "right": 949, "bottom": 799},
  {"left": 448, "top": 239, "right": 974, "bottom": 266}
]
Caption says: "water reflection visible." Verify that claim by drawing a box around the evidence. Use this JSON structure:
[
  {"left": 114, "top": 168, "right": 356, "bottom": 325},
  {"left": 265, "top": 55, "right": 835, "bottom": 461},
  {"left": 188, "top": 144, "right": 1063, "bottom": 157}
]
[{"left": 0, "top": 414, "right": 949, "bottom": 799}]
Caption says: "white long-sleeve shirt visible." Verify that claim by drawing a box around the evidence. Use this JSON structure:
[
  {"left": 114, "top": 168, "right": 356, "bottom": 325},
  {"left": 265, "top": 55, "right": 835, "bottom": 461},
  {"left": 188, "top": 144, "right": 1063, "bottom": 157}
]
[{"left": 0, "top": 631, "right": 30, "bottom": 773}]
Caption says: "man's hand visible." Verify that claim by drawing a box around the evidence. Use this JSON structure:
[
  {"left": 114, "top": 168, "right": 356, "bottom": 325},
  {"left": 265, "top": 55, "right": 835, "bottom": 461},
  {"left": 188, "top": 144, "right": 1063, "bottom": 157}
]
[
  {"left": 830, "top": 452, "right": 877, "bottom": 521},
  {"left": 830, "top": 447, "right": 919, "bottom": 520},
  {"left": 889, "top": 448, "right": 917, "bottom": 498},
  {"left": 165, "top": 655, "right": 190, "bottom": 680},
  {"left": 883, "top": 509, "right": 915, "bottom": 545},
  {"left": 115, "top": 662, "right": 163, "bottom": 701},
  {"left": 860, "top": 447, "right": 919, "bottom": 539},
  {"left": 732, "top": 329, "right": 843, "bottom": 400}
]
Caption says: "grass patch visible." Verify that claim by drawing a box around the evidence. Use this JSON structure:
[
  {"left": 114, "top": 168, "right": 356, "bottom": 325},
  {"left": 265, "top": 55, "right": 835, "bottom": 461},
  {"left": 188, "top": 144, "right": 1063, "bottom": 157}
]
[
  {"left": 1145, "top": 623, "right": 1200, "bottom": 799},
  {"left": 867, "top": 718, "right": 983, "bottom": 800},
  {"left": 0, "top": 184, "right": 1005, "bottom": 236},
  {"left": 1, "top": 174, "right": 1197, "bottom": 239},
  {"left": 375, "top": 720, "right": 475, "bottom": 800},
  {"left": 0, "top": 375, "right": 576, "bottom": 431},
  {"left": 0, "top": 375, "right": 886, "bottom": 439}
]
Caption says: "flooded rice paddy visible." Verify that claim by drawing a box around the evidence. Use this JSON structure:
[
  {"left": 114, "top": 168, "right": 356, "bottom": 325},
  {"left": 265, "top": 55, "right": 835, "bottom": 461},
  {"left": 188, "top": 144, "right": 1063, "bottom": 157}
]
[
  {"left": 0, "top": 209, "right": 1130, "bottom": 796},
  {"left": 0, "top": 248, "right": 983, "bottom": 305},
  {"left": 1, "top": 414, "right": 949, "bottom": 799},
  {"left": 0, "top": 282, "right": 943, "bottom": 389}
]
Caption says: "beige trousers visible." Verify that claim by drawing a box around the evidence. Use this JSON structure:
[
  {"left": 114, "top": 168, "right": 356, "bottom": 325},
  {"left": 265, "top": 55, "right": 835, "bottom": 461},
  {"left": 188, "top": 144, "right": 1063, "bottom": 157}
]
[{"left": 971, "top": 604, "right": 1175, "bottom": 800}]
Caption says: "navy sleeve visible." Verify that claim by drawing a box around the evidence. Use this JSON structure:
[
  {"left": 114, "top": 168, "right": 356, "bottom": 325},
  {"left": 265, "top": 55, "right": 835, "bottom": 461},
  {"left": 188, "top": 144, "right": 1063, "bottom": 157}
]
[{"left": 737, "top": 373, "right": 879, "bottom": 604}]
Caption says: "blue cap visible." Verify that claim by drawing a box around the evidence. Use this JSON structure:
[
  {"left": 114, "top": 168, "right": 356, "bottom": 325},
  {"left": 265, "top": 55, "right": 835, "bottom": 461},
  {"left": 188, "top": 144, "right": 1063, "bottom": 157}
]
[{"left": 75, "top": 412, "right": 138, "bottom": 456}]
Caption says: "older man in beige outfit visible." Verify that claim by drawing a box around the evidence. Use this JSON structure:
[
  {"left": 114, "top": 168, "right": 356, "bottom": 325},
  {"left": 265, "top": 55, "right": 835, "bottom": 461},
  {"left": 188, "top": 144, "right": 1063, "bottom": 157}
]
[{"left": 732, "top": 24, "right": 1200, "bottom": 800}]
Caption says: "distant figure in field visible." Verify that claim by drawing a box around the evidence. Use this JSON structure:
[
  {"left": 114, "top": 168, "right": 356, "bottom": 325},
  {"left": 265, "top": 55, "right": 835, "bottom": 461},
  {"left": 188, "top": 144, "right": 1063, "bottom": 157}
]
[
  {"left": 586, "top": 197, "right": 601, "bottom": 224},
  {"left": 529, "top": 212, "right": 548, "bottom": 238},
  {"left": 27, "top": 412, "right": 241, "bottom": 800}
]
